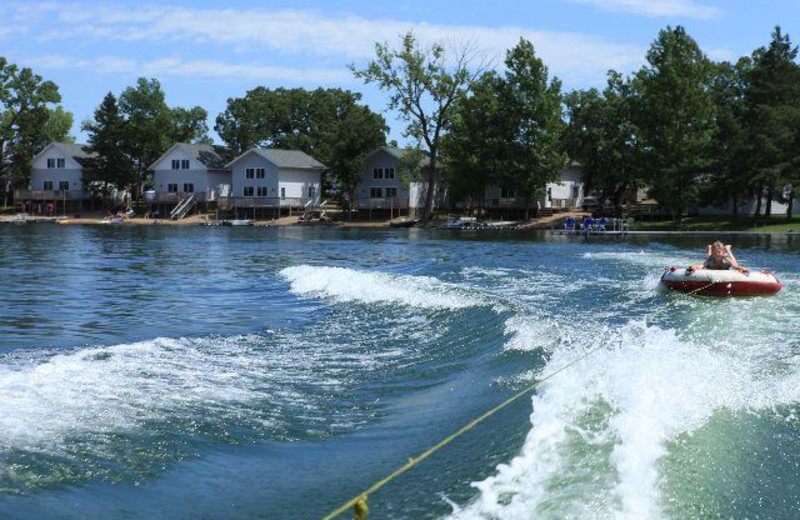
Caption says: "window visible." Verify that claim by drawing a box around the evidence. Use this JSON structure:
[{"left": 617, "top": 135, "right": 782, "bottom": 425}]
[
  {"left": 245, "top": 168, "right": 265, "bottom": 179},
  {"left": 183, "top": 183, "right": 194, "bottom": 193},
  {"left": 280, "top": 187, "right": 286, "bottom": 199},
  {"left": 572, "top": 185, "right": 580, "bottom": 199},
  {"left": 43, "top": 181, "right": 54, "bottom": 190},
  {"left": 181, "top": 159, "right": 190, "bottom": 169},
  {"left": 385, "top": 187, "right": 397, "bottom": 198},
  {"left": 243, "top": 186, "right": 255, "bottom": 197},
  {"left": 501, "top": 187, "right": 514, "bottom": 199},
  {"left": 171, "top": 159, "right": 180, "bottom": 170},
  {"left": 370, "top": 187, "right": 383, "bottom": 198},
  {"left": 58, "top": 181, "right": 70, "bottom": 191},
  {"left": 47, "top": 158, "right": 55, "bottom": 168},
  {"left": 47, "top": 158, "right": 65, "bottom": 169},
  {"left": 547, "top": 187, "right": 553, "bottom": 202},
  {"left": 256, "top": 187, "right": 268, "bottom": 197},
  {"left": 308, "top": 186, "right": 316, "bottom": 198},
  {"left": 57, "top": 158, "right": 65, "bottom": 168},
  {"left": 373, "top": 168, "right": 383, "bottom": 179},
  {"left": 168, "top": 183, "right": 178, "bottom": 193},
  {"left": 385, "top": 168, "right": 395, "bottom": 179}
]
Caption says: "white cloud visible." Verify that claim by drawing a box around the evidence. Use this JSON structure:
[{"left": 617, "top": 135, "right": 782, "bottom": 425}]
[
  {"left": 5, "top": 3, "right": 647, "bottom": 85},
  {"left": 566, "top": 0, "right": 720, "bottom": 19},
  {"left": 22, "top": 54, "right": 353, "bottom": 84}
]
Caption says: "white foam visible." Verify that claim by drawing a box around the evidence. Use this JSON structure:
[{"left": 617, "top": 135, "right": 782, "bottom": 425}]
[
  {"left": 280, "top": 265, "right": 480, "bottom": 309},
  {"left": 451, "top": 316, "right": 800, "bottom": 520}
]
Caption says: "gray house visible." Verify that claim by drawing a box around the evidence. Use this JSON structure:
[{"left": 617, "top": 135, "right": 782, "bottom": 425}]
[
  {"left": 224, "top": 148, "right": 324, "bottom": 215},
  {"left": 356, "top": 147, "right": 438, "bottom": 217},
  {"left": 149, "top": 143, "right": 232, "bottom": 204},
  {"left": 16, "top": 141, "right": 96, "bottom": 212}
]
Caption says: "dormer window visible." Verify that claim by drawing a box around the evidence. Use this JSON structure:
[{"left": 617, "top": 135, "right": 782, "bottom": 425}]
[
  {"left": 171, "top": 159, "right": 190, "bottom": 170},
  {"left": 47, "top": 158, "right": 66, "bottom": 169}
]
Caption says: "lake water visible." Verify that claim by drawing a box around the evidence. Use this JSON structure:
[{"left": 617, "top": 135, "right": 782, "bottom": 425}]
[{"left": 1, "top": 225, "right": 799, "bottom": 519}]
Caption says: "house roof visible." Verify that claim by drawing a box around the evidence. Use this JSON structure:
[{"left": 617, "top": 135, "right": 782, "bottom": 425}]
[
  {"left": 34, "top": 142, "right": 97, "bottom": 167},
  {"left": 226, "top": 148, "right": 326, "bottom": 170},
  {"left": 148, "top": 143, "right": 231, "bottom": 171},
  {"left": 367, "top": 146, "right": 431, "bottom": 167}
]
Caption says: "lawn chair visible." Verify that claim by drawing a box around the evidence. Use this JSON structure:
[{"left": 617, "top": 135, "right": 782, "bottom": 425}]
[
  {"left": 564, "top": 216, "right": 576, "bottom": 231},
  {"left": 597, "top": 216, "right": 607, "bottom": 231}
]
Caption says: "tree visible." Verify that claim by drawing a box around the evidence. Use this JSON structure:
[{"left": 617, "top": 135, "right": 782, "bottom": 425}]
[
  {"left": 635, "top": 26, "right": 716, "bottom": 218},
  {"left": 42, "top": 106, "right": 74, "bottom": 143},
  {"left": 442, "top": 71, "right": 507, "bottom": 210},
  {"left": 443, "top": 39, "right": 564, "bottom": 216},
  {"left": 82, "top": 92, "right": 132, "bottom": 197},
  {"left": 702, "top": 59, "right": 751, "bottom": 216},
  {"left": 0, "top": 58, "right": 64, "bottom": 187},
  {"left": 171, "top": 106, "right": 211, "bottom": 144},
  {"left": 564, "top": 72, "right": 647, "bottom": 216},
  {"left": 743, "top": 26, "right": 800, "bottom": 218},
  {"left": 118, "top": 77, "right": 208, "bottom": 202},
  {"left": 498, "top": 39, "right": 566, "bottom": 208},
  {"left": 351, "top": 31, "right": 484, "bottom": 222}
]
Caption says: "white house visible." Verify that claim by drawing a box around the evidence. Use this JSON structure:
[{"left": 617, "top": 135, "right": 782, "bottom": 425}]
[
  {"left": 16, "top": 141, "right": 96, "bottom": 212},
  {"left": 479, "top": 162, "right": 585, "bottom": 212},
  {"left": 224, "top": 148, "right": 324, "bottom": 212},
  {"left": 356, "top": 147, "right": 439, "bottom": 216},
  {"left": 149, "top": 143, "right": 232, "bottom": 203}
]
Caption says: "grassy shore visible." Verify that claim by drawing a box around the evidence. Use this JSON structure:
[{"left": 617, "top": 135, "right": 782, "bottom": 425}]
[{"left": 630, "top": 215, "right": 800, "bottom": 233}]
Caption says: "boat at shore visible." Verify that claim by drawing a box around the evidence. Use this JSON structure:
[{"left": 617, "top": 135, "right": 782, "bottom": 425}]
[{"left": 660, "top": 267, "right": 782, "bottom": 296}]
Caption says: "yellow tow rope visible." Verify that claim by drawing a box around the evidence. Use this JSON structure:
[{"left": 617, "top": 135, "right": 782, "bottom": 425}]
[
  {"left": 322, "top": 278, "right": 716, "bottom": 520},
  {"left": 319, "top": 341, "right": 608, "bottom": 520}
]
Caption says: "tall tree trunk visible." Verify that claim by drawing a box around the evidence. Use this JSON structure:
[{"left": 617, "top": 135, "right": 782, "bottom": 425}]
[
  {"left": 787, "top": 187, "right": 794, "bottom": 219},
  {"left": 422, "top": 155, "right": 437, "bottom": 224},
  {"left": 754, "top": 185, "right": 762, "bottom": 217},
  {"left": 765, "top": 186, "right": 773, "bottom": 217}
]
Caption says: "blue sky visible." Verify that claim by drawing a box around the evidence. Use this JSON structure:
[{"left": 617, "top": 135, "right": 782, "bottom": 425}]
[{"left": 2, "top": 0, "right": 798, "bottom": 145}]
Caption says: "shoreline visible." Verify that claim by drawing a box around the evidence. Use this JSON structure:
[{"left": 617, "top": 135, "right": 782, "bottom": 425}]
[{"left": 2, "top": 215, "right": 798, "bottom": 236}]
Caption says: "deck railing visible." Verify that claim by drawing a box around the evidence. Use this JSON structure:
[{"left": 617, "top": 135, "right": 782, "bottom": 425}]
[
  {"left": 356, "top": 197, "right": 409, "bottom": 210},
  {"left": 218, "top": 196, "right": 316, "bottom": 210},
  {"left": 14, "top": 189, "right": 86, "bottom": 200}
]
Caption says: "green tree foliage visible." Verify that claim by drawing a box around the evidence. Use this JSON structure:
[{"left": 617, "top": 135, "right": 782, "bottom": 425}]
[
  {"left": 443, "top": 72, "right": 507, "bottom": 209},
  {"left": 636, "top": 26, "right": 716, "bottom": 218},
  {"left": 351, "top": 31, "right": 484, "bottom": 222},
  {"left": 702, "top": 59, "right": 751, "bottom": 216},
  {"left": 0, "top": 57, "right": 67, "bottom": 187},
  {"left": 215, "top": 87, "right": 386, "bottom": 193},
  {"left": 564, "top": 72, "right": 647, "bottom": 216},
  {"left": 743, "top": 26, "right": 800, "bottom": 217},
  {"left": 82, "top": 92, "right": 132, "bottom": 195},
  {"left": 443, "top": 39, "right": 564, "bottom": 214},
  {"left": 42, "top": 106, "right": 75, "bottom": 144},
  {"left": 118, "top": 78, "right": 209, "bottom": 200}
]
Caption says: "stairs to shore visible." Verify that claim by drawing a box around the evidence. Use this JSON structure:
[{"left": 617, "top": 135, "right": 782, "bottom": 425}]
[{"left": 171, "top": 194, "right": 197, "bottom": 220}]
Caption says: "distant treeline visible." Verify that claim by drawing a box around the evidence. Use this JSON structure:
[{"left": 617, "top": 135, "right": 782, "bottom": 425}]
[{"left": 1, "top": 24, "right": 798, "bottom": 218}]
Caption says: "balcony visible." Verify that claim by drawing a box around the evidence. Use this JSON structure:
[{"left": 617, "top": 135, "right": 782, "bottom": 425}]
[
  {"left": 150, "top": 192, "right": 208, "bottom": 203},
  {"left": 218, "top": 197, "right": 316, "bottom": 210},
  {"left": 14, "top": 189, "right": 86, "bottom": 200},
  {"left": 356, "top": 197, "right": 409, "bottom": 210}
]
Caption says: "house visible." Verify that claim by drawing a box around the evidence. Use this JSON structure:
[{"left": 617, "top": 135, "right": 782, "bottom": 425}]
[
  {"left": 15, "top": 141, "right": 96, "bottom": 213},
  {"left": 223, "top": 148, "right": 325, "bottom": 215},
  {"left": 149, "top": 143, "right": 232, "bottom": 205},
  {"left": 477, "top": 162, "right": 585, "bottom": 214},
  {"left": 355, "top": 147, "right": 441, "bottom": 217}
]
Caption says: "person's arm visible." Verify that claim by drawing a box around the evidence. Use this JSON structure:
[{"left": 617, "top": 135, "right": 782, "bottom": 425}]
[{"left": 728, "top": 256, "right": 749, "bottom": 273}]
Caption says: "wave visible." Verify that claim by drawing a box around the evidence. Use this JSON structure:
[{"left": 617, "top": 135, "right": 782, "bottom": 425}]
[
  {"left": 450, "top": 315, "right": 800, "bottom": 520},
  {"left": 280, "top": 265, "right": 482, "bottom": 310}
]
